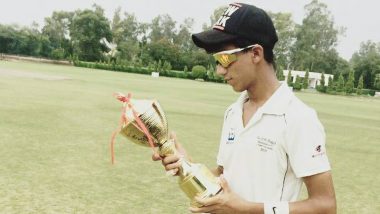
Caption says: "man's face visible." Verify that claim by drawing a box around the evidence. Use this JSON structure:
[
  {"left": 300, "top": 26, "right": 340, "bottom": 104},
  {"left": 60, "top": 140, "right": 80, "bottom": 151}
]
[{"left": 214, "top": 44, "right": 256, "bottom": 92}]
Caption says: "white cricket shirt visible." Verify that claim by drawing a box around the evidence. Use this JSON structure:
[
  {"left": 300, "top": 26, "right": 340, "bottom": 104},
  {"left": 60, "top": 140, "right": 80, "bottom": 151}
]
[{"left": 217, "top": 83, "right": 331, "bottom": 203}]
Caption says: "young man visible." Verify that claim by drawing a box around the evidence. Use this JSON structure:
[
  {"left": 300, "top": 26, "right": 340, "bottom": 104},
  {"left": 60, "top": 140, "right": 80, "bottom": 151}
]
[{"left": 153, "top": 3, "right": 336, "bottom": 214}]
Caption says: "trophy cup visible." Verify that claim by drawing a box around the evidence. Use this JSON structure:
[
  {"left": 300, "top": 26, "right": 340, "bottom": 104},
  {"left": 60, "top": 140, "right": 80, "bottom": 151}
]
[{"left": 112, "top": 95, "right": 221, "bottom": 206}]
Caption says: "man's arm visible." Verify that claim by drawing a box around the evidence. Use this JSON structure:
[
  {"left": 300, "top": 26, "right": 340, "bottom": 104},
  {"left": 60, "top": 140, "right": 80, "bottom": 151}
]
[
  {"left": 289, "top": 171, "right": 336, "bottom": 214},
  {"left": 190, "top": 171, "right": 336, "bottom": 214}
]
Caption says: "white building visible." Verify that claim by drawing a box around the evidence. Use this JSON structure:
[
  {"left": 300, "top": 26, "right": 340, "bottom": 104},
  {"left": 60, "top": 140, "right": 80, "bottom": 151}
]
[{"left": 283, "top": 70, "right": 333, "bottom": 89}]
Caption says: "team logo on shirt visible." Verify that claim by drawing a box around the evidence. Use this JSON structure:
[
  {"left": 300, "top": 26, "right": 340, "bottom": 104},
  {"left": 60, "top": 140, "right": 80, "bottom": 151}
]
[
  {"left": 312, "top": 144, "right": 326, "bottom": 158},
  {"left": 226, "top": 128, "right": 235, "bottom": 144},
  {"left": 316, "top": 145, "right": 321, "bottom": 152}
]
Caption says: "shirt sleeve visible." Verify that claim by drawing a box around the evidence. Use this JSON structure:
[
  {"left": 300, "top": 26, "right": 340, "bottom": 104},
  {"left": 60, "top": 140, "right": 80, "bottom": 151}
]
[{"left": 284, "top": 109, "right": 331, "bottom": 178}]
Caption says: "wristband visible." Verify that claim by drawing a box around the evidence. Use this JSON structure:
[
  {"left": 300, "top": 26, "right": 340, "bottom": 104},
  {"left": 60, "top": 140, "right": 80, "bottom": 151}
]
[{"left": 264, "top": 201, "right": 289, "bottom": 214}]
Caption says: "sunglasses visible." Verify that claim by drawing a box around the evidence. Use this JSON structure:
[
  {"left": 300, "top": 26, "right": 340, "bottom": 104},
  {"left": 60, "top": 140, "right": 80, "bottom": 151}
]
[{"left": 213, "top": 45, "right": 256, "bottom": 68}]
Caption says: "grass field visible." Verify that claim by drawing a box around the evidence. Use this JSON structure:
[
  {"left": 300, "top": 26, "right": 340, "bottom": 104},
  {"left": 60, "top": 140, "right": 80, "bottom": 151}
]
[{"left": 0, "top": 61, "right": 379, "bottom": 213}]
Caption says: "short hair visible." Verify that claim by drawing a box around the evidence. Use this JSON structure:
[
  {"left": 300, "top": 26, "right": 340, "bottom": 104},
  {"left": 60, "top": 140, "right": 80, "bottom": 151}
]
[{"left": 233, "top": 38, "right": 275, "bottom": 64}]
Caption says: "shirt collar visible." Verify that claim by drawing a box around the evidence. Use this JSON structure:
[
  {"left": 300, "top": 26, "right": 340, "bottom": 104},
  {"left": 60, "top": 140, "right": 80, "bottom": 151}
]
[{"left": 236, "top": 83, "right": 293, "bottom": 116}]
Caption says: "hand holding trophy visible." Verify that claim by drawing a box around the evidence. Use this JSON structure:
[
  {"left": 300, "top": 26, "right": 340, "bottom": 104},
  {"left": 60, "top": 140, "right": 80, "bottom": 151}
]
[{"left": 110, "top": 93, "right": 222, "bottom": 206}]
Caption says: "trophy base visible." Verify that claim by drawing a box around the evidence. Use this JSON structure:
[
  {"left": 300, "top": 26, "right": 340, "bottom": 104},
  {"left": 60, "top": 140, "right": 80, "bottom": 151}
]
[
  {"left": 179, "top": 163, "right": 222, "bottom": 207},
  {"left": 189, "top": 186, "right": 223, "bottom": 207},
  {"left": 158, "top": 139, "right": 222, "bottom": 207}
]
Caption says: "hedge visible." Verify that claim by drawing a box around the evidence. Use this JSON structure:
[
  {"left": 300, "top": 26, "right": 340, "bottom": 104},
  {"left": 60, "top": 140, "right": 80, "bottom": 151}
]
[{"left": 73, "top": 60, "right": 224, "bottom": 83}]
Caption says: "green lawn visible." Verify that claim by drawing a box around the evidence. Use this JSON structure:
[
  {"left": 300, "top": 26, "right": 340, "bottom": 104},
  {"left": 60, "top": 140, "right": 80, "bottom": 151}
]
[{"left": 0, "top": 61, "right": 379, "bottom": 213}]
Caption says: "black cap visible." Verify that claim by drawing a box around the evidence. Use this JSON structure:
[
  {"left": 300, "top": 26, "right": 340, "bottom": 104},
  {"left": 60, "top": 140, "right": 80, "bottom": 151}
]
[{"left": 192, "top": 3, "right": 278, "bottom": 51}]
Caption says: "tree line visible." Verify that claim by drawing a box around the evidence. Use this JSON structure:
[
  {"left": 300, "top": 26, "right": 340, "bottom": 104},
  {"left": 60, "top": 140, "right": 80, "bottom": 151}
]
[{"left": 0, "top": 0, "right": 379, "bottom": 91}]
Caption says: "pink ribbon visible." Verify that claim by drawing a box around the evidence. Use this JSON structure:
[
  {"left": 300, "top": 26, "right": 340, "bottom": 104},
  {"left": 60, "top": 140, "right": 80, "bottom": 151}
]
[{"left": 110, "top": 93, "right": 156, "bottom": 164}]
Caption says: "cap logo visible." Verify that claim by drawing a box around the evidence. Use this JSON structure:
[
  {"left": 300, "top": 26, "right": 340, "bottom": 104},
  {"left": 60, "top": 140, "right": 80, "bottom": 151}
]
[{"left": 213, "top": 3, "right": 242, "bottom": 30}]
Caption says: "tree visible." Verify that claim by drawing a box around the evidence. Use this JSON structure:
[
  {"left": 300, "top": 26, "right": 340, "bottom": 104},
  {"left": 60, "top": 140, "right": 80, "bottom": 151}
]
[
  {"left": 111, "top": 7, "right": 123, "bottom": 44},
  {"left": 0, "top": 23, "right": 55, "bottom": 58},
  {"left": 162, "top": 61, "right": 172, "bottom": 72},
  {"left": 147, "top": 61, "right": 155, "bottom": 72},
  {"left": 317, "top": 72, "right": 326, "bottom": 93},
  {"left": 357, "top": 75, "right": 364, "bottom": 95},
  {"left": 332, "top": 56, "right": 351, "bottom": 80},
  {"left": 39, "top": 35, "right": 54, "bottom": 58},
  {"left": 276, "top": 69, "right": 285, "bottom": 81},
  {"left": 374, "top": 73, "right": 380, "bottom": 90},
  {"left": 350, "top": 41, "right": 380, "bottom": 90},
  {"left": 269, "top": 12, "right": 296, "bottom": 71},
  {"left": 12, "top": 24, "right": 42, "bottom": 56},
  {"left": 189, "top": 49, "right": 214, "bottom": 69},
  {"left": 303, "top": 70, "right": 309, "bottom": 89},
  {"left": 174, "top": 18, "right": 201, "bottom": 70},
  {"left": 0, "top": 24, "right": 27, "bottom": 55},
  {"left": 287, "top": 70, "right": 293, "bottom": 86},
  {"left": 110, "top": 8, "right": 141, "bottom": 62},
  {"left": 70, "top": 5, "right": 112, "bottom": 61},
  {"left": 149, "top": 14, "right": 176, "bottom": 43},
  {"left": 174, "top": 18, "right": 195, "bottom": 52},
  {"left": 146, "top": 39, "right": 180, "bottom": 69},
  {"left": 291, "top": 0, "right": 343, "bottom": 73},
  {"left": 345, "top": 70, "right": 355, "bottom": 94},
  {"left": 293, "top": 75, "right": 302, "bottom": 90},
  {"left": 337, "top": 73, "right": 345, "bottom": 92},
  {"left": 42, "top": 11, "right": 73, "bottom": 58},
  {"left": 0, "top": 24, "right": 17, "bottom": 54},
  {"left": 206, "top": 70, "right": 215, "bottom": 81},
  {"left": 320, "top": 72, "right": 326, "bottom": 87},
  {"left": 327, "top": 76, "right": 334, "bottom": 93}
]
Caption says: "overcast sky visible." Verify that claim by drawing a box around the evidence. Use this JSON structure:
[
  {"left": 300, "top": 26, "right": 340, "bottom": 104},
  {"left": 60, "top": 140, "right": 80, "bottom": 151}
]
[{"left": 0, "top": 0, "right": 379, "bottom": 60}]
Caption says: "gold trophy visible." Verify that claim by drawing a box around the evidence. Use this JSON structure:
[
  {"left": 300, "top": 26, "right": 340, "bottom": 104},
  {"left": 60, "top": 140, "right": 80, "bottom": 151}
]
[{"left": 117, "top": 98, "right": 221, "bottom": 206}]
